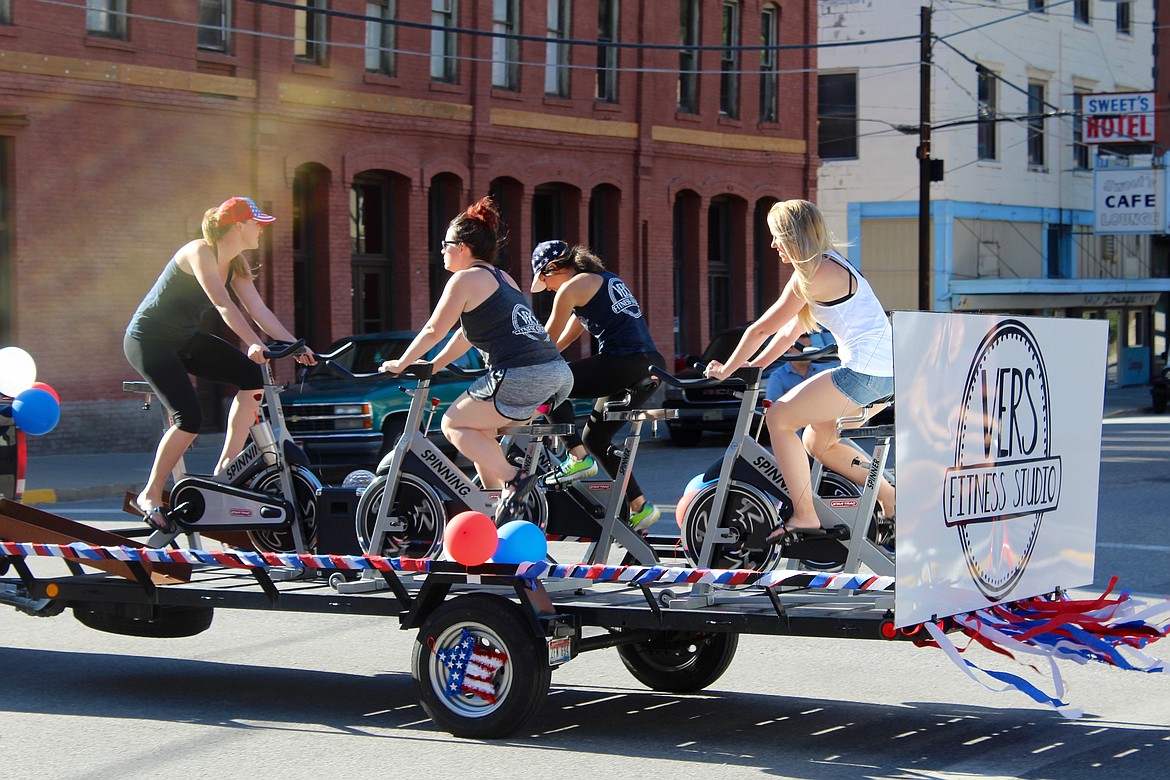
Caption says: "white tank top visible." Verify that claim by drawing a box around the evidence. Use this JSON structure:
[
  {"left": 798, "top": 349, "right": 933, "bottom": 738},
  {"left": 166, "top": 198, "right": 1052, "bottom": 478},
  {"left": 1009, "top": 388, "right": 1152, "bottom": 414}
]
[{"left": 807, "top": 251, "right": 894, "bottom": 377}]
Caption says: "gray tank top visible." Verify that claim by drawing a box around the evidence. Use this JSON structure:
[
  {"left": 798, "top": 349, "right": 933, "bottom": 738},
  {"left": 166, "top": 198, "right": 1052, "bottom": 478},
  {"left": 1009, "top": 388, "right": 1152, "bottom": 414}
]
[{"left": 459, "top": 264, "right": 560, "bottom": 370}]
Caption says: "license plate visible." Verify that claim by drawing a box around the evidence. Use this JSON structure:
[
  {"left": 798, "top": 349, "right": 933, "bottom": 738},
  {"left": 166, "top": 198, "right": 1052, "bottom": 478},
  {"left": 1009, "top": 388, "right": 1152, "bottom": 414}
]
[
  {"left": 547, "top": 636, "right": 572, "bottom": 666},
  {"left": 702, "top": 410, "right": 723, "bottom": 421}
]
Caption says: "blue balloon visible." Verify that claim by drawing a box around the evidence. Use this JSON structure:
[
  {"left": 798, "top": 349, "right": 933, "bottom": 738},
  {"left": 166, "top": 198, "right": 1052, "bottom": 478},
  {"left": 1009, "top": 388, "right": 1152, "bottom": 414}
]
[
  {"left": 12, "top": 387, "right": 60, "bottom": 435},
  {"left": 683, "top": 473, "right": 712, "bottom": 495},
  {"left": 493, "top": 520, "right": 548, "bottom": 564}
]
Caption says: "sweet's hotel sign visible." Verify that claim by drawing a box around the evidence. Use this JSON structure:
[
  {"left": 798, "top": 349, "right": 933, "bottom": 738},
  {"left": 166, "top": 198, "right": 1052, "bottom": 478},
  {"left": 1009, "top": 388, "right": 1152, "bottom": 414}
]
[{"left": 1083, "top": 92, "right": 1155, "bottom": 144}]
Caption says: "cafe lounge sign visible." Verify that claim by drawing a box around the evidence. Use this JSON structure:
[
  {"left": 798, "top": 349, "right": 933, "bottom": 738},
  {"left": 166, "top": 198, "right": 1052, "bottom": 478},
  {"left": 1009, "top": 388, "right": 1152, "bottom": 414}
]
[{"left": 1094, "top": 167, "right": 1166, "bottom": 234}]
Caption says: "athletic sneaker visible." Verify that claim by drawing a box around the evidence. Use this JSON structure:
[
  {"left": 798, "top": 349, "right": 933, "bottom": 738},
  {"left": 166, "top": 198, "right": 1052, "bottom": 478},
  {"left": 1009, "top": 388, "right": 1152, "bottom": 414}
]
[
  {"left": 544, "top": 454, "right": 598, "bottom": 486},
  {"left": 628, "top": 504, "right": 660, "bottom": 532}
]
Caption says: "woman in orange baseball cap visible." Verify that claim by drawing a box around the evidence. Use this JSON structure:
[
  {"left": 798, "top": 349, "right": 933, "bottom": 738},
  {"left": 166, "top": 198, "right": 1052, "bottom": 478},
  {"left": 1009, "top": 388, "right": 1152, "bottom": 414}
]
[{"left": 123, "top": 197, "right": 315, "bottom": 533}]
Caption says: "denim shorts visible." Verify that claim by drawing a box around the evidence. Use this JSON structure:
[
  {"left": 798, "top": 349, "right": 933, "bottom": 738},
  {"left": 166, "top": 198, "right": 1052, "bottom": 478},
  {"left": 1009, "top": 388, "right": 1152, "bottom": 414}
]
[
  {"left": 468, "top": 360, "right": 574, "bottom": 421},
  {"left": 829, "top": 366, "right": 894, "bottom": 407}
]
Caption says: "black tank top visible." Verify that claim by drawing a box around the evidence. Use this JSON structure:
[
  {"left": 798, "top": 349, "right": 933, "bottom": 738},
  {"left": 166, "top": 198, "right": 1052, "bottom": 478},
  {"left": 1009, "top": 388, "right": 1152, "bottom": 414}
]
[
  {"left": 459, "top": 264, "right": 561, "bottom": 369},
  {"left": 572, "top": 271, "right": 657, "bottom": 356},
  {"left": 126, "top": 258, "right": 233, "bottom": 345}
]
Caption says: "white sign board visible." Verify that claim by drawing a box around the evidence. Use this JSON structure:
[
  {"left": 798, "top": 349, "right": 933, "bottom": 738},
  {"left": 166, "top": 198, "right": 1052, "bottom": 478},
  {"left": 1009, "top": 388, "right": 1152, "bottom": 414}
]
[
  {"left": 1094, "top": 167, "right": 1165, "bottom": 234},
  {"left": 893, "top": 312, "right": 1106, "bottom": 628},
  {"left": 1083, "top": 91, "right": 1155, "bottom": 144}
]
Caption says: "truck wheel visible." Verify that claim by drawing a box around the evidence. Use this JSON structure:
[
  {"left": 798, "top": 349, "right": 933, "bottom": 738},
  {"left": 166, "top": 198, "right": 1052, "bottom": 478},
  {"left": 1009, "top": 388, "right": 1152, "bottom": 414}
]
[
  {"left": 73, "top": 604, "right": 214, "bottom": 638},
  {"left": 616, "top": 630, "right": 738, "bottom": 692},
  {"left": 355, "top": 473, "right": 445, "bottom": 558},
  {"left": 412, "top": 593, "right": 550, "bottom": 739}
]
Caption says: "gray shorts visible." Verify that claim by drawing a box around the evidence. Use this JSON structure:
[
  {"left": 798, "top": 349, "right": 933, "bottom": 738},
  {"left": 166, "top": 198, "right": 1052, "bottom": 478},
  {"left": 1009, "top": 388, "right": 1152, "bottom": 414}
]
[{"left": 468, "top": 360, "right": 574, "bottom": 421}]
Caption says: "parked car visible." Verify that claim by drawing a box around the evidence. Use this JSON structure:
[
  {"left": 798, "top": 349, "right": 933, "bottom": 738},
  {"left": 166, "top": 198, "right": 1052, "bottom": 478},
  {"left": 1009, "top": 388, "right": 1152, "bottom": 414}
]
[
  {"left": 282, "top": 331, "right": 592, "bottom": 479},
  {"left": 663, "top": 326, "right": 839, "bottom": 446},
  {"left": 0, "top": 399, "right": 25, "bottom": 502}
]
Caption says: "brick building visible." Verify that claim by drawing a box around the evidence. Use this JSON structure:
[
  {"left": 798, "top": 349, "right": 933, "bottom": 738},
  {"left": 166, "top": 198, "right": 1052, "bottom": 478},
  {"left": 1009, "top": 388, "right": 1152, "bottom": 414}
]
[{"left": 0, "top": 0, "right": 815, "bottom": 451}]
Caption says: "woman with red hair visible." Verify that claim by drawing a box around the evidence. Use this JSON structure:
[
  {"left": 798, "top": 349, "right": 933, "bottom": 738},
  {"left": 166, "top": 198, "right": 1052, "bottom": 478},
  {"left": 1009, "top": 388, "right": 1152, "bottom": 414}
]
[{"left": 380, "top": 197, "right": 571, "bottom": 518}]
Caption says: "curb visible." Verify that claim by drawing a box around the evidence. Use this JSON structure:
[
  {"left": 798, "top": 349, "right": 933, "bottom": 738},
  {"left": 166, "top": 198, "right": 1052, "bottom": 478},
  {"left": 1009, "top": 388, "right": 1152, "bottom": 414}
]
[{"left": 23, "top": 483, "right": 138, "bottom": 506}]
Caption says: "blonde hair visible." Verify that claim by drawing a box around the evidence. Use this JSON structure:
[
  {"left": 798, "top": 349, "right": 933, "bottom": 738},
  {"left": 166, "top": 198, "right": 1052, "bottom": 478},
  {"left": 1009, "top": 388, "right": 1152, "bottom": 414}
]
[
  {"left": 201, "top": 207, "right": 257, "bottom": 280},
  {"left": 766, "top": 199, "right": 837, "bottom": 333}
]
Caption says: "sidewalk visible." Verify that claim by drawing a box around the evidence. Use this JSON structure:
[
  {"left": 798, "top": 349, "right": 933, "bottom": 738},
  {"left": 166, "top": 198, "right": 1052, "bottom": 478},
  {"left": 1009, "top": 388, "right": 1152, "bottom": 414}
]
[{"left": 17, "top": 383, "right": 1162, "bottom": 506}]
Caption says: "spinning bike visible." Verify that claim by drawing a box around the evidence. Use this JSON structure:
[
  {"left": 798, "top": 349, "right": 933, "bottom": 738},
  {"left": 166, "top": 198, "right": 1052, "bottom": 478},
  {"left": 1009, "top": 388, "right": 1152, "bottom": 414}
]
[
  {"left": 497, "top": 375, "right": 673, "bottom": 566},
  {"left": 316, "top": 359, "right": 668, "bottom": 570},
  {"left": 125, "top": 340, "right": 323, "bottom": 554},
  {"left": 652, "top": 354, "right": 894, "bottom": 577}
]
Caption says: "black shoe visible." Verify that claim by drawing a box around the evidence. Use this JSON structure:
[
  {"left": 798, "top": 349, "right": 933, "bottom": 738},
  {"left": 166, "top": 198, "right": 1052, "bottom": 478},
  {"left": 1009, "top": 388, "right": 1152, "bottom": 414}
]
[{"left": 495, "top": 472, "right": 538, "bottom": 526}]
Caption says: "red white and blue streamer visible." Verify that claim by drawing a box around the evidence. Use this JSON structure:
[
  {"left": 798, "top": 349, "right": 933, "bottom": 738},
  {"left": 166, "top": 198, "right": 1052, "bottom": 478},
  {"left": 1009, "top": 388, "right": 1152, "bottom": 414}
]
[
  {"left": 920, "top": 577, "right": 1169, "bottom": 718},
  {"left": 0, "top": 541, "right": 894, "bottom": 592}
]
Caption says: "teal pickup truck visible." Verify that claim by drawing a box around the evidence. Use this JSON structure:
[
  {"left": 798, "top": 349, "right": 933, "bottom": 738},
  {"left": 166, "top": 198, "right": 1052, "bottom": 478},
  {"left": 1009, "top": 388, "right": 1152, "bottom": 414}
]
[
  {"left": 280, "top": 332, "right": 484, "bottom": 477},
  {"left": 281, "top": 332, "right": 591, "bottom": 479}
]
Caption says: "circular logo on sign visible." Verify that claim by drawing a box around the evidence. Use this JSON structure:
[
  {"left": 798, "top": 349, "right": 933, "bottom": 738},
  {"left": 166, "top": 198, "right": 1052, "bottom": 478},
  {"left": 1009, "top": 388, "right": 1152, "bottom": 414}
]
[{"left": 944, "top": 320, "right": 1061, "bottom": 601}]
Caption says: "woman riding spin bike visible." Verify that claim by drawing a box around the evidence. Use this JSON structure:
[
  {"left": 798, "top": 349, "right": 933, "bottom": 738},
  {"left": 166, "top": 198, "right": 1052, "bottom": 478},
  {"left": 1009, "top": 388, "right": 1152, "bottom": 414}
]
[
  {"left": 703, "top": 199, "right": 894, "bottom": 544},
  {"left": 532, "top": 240, "right": 666, "bottom": 532},
  {"left": 124, "top": 196, "right": 315, "bottom": 534},
  {"left": 379, "top": 197, "right": 572, "bottom": 519}
]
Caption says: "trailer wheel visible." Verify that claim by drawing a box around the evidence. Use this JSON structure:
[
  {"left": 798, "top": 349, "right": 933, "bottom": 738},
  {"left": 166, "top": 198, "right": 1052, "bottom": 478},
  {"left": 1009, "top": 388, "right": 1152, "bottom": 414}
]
[
  {"left": 412, "top": 593, "right": 550, "bottom": 739},
  {"left": 616, "top": 630, "right": 738, "bottom": 692},
  {"left": 72, "top": 604, "right": 214, "bottom": 638}
]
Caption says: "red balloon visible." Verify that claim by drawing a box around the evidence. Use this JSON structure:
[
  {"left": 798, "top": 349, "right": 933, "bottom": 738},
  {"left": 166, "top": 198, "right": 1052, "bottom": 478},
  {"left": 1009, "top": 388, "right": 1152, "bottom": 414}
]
[
  {"left": 30, "top": 381, "right": 59, "bottom": 403},
  {"left": 675, "top": 490, "right": 698, "bottom": 529},
  {"left": 444, "top": 511, "right": 498, "bottom": 566}
]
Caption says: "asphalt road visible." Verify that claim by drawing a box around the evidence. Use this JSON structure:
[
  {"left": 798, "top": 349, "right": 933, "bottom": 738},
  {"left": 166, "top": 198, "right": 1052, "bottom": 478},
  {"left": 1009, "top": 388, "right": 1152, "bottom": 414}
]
[{"left": 2, "top": 419, "right": 1169, "bottom": 778}]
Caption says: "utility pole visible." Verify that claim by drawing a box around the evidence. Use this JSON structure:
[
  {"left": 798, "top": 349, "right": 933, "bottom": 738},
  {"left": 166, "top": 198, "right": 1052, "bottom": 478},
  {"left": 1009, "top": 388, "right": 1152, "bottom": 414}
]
[{"left": 918, "top": 5, "right": 932, "bottom": 311}]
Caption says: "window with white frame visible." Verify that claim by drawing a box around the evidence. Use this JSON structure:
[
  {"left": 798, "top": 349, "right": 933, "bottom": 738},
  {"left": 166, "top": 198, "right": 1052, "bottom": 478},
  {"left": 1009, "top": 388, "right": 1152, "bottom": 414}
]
[
  {"left": 977, "top": 66, "right": 998, "bottom": 161},
  {"left": 818, "top": 72, "right": 857, "bottom": 159},
  {"left": 295, "top": 0, "right": 328, "bottom": 65},
  {"left": 431, "top": 0, "right": 457, "bottom": 83},
  {"left": 492, "top": 0, "right": 519, "bottom": 90},
  {"left": 1073, "top": 89, "right": 1091, "bottom": 170},
  {"left": 198, "top": 0, "right": 231, "bottom": 52},
  {"left": 720, "top": 1, "right": 740, "bottom": 118},
  {"left": 1116, "top": 1, "right": 1131, "bottom": 35},
  {"left": 596, "top": 0, "right": 618, "bottom": 102},
  {"left": 1074, "top": 1, "right": 1090, "bottom": 25},
  {"left": 365, "top": 0, "right": 395, "bottom": 75},
  {"left": 678, "top": 0, "right": 700, "bottom": 113},
  {"left": 545, "top": 0, "right": 571, "bottom": 97},
  {"left": 1027, "top": 81, "right": 1046, "bottom": 168},
  {"left": 87, "top": 0, "right": 127, "bottom": 39},
  {"left": 759, "top": 5, "right": 779, "bottom": 122}
]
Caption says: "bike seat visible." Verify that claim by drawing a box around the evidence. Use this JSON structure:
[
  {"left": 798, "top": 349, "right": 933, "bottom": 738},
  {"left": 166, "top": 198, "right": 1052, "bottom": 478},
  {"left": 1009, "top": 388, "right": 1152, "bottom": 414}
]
[
  {"left": 500, "top": 423, "right": 575, "bottom": 438},
  {"left": 603, "top": 375, "right": 661, "bottom": 413}
]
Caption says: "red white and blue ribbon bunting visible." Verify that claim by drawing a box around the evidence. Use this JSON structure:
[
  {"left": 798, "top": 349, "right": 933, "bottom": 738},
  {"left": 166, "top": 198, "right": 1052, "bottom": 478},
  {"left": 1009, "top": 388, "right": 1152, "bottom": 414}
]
[
  {"left": 920, "top": 578, "right": 1169, "bottom": 717},
  {"left": 0, "top": 541, "right": 895, "bottom": 592}
]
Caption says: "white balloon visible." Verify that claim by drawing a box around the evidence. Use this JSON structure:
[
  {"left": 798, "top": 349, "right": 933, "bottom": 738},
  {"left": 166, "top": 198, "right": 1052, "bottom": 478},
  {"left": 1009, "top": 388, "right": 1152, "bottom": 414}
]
[{"left": 0, "top": 346, "right": 37, "bottom": 397}]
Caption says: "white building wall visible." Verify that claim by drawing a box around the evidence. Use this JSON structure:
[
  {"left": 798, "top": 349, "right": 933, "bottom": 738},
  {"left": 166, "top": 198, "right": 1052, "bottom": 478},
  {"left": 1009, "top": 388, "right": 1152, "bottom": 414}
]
[{"left": 817, "top": 0, "right": 1155, "bottom": 257}]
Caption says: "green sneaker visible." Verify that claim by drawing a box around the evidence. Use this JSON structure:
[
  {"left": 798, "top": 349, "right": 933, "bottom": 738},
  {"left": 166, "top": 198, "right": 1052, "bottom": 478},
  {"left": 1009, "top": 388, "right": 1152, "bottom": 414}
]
[
  {"left": 546, "top": 454, "right": 597, "bottom": 486},
  {"left": 628, "top": 504, "right": 661, "bottom": 532}
]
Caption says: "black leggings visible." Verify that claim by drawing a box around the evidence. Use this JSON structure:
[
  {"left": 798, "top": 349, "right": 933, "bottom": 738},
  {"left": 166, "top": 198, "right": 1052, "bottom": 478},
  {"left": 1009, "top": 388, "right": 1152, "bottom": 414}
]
[
  {"left": 546, "top": 350, "right": 664, "bottom": 503},
  {"left": 124, "top": 331, "right": 263, "bottom": 434}
]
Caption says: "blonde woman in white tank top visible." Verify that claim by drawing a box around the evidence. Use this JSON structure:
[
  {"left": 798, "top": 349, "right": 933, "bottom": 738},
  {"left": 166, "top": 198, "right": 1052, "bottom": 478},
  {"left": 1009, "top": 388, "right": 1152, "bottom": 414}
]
[{"left": 704, "top": 200, "right": 895, "bottom": 543}]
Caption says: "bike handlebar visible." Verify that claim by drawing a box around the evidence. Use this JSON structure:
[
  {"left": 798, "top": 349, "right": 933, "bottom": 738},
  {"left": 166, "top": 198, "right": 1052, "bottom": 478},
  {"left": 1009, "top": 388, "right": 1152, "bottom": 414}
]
[
  {"left": 263, "top": 339, "right": 308, "bottom": 360},
  {"left": 650, "top": 364, "right": 761, "bottom": 389}
]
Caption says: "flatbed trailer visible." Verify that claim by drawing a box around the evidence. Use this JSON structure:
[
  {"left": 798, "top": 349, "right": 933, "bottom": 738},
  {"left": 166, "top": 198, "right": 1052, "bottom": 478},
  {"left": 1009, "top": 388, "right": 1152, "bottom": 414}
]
[{"left": 0, "top": 499, "right": 917, "bottom": 739}]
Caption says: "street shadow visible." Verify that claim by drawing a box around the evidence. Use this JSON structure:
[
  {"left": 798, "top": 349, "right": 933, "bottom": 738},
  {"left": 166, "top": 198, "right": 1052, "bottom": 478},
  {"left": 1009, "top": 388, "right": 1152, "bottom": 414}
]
[{"left": 2, "top": 645, "right": 1166, "bottom": 779}]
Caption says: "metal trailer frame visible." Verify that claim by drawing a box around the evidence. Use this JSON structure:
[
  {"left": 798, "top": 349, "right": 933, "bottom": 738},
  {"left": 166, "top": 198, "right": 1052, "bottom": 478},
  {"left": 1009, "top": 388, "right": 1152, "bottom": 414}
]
[{"left": 1, "top": 503, "right": 931, "bottom": 740}]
